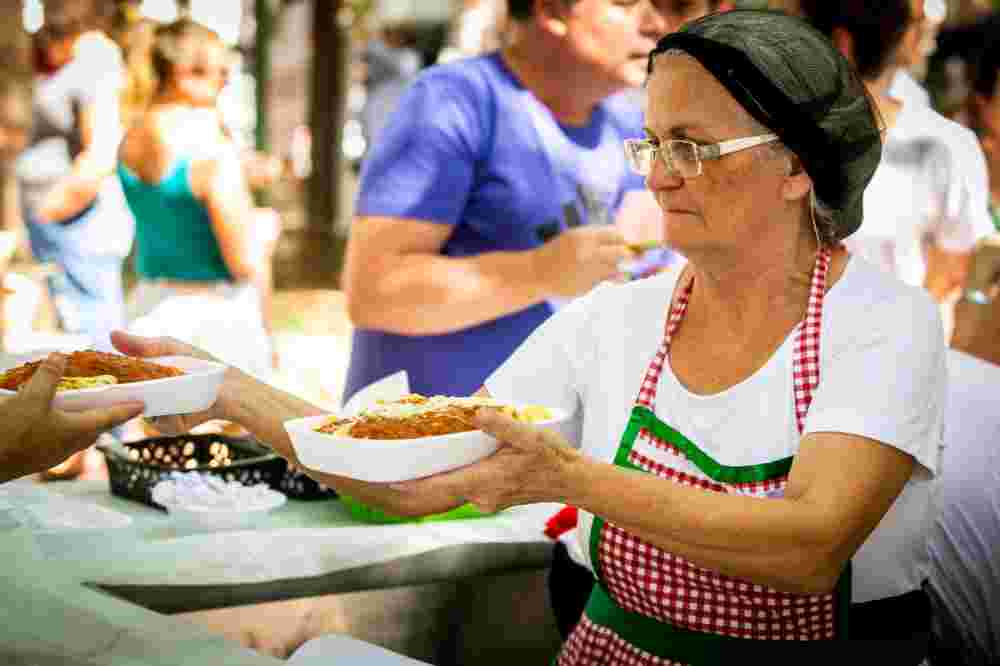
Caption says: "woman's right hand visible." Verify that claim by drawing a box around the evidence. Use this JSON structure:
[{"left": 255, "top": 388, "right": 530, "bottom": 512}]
[{"left": 109, "top": 331, "right": 231, "bottom": 435}]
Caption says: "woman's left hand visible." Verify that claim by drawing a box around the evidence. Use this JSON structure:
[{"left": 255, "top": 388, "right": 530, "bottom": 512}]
[{"left": 388, "top": 408, "right": 583, "bottom": 513}]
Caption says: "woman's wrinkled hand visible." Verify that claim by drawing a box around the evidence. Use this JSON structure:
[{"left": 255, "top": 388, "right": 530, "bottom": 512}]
[
  {"left": 0, "top": 353, "right": 144, "bottom": 483},
  {"left": 109, "top": 330, "right": 229, "bottom": 435},
  {"left": 386, "top": 408, "right": 583, "bottom": 514}
]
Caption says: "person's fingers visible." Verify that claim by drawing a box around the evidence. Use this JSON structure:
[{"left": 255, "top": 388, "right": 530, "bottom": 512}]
[
  {"left": 473, "top": 408, "right": 550, "bottom": 451},
  {"left": 17, "top": 353, "right": 66, "bottom": 413},
  {"left": 109, "top": 331, "right": 207, "bottom": 360},
  {"left": 62, "top": 401, "right": 146, "bottom": 436},
  {"left": 109, "top": 331, "right": 172, "bottom": 357}
]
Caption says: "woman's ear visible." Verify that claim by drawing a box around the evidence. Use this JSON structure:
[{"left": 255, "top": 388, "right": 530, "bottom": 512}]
[{"left": 781, "top": 159, "right": 813, "bottom": 204}]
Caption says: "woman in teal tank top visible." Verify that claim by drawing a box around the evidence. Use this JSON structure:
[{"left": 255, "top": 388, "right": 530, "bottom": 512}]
[
  {"left": 119, "top": 157, "right": 233, "bottom": 282},
  {"left": 116, "top": 18, "right": 280, "bottom": 377}
]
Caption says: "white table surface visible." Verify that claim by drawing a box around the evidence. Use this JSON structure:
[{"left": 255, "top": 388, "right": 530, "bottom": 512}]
[
  {"left": 0, "top": 480, "right": 557, "bottom": 587},
  {"left": 0, "top": 479, "right": 556, "bottom": 665}
]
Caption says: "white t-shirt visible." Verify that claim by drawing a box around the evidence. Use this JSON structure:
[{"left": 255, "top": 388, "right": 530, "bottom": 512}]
[
  {"left": 848, "top": 102, "right": 994, "bottom": 287},
  {"left": 487, "top": 257, "right": 945, "bottom": 604},
  {"left": 925, "top": 350, "right": 1000, "bottom": 664}
]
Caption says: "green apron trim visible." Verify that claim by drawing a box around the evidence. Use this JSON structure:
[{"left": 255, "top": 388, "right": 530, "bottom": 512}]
[
  {"left": 584, "top": 571, "right": 851, "bottom": 665},
  {"left": 628, "top": 406, "right": 794, "bottom": 484},
  {"left": 586, "top": 404, "right": 852, "bottom": 663},
  {"left": 990, "top": 203, "right": 1000, "bottom": 233},
  {"left": 586, "top": 582, "right": 740, "bottom": 664}
]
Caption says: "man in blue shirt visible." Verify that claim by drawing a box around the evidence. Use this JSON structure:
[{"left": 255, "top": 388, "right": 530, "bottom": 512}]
[
  {"left": 343, "top": 0, "right": 719, "bottom": 403},
  {"left": 342, "top": 0, "right": 724, "bottom": 645}
]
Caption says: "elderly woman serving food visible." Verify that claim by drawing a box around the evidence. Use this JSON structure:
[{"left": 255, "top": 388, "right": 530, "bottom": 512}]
[{"left": 113, "top": 9, "right": 944, "bottom": 664}]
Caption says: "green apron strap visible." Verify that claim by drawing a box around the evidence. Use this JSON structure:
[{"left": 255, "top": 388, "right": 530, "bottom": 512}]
[
  {"left": 591, "top": 406, "right": 646, "bottom": 583},
  {"left": 612, "top": 408, "right": 644, "bottom": 468},
  {"left": 585, "top": 581, "right": 849, "bottom": 665},
  {"left": 637, "top": 406, "right": 794, "bottom": 483}
]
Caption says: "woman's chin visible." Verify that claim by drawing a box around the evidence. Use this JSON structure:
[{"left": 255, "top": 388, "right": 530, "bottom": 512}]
[{"left": 661, "top": 213, "right": 699, "bottom": 245}]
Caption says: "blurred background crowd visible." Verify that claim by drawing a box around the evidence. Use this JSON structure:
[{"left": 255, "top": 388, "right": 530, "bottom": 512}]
[
  {"left": 0, "top": 0, "right": 997, "bottom": 457},
  {"left": 1, "top": 0, "right": 997, "bottom": 403}
]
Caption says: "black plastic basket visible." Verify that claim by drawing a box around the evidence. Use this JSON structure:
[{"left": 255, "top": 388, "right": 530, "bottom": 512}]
[{"left": 98, "top": 434, "right": 336, "bottom": 509}]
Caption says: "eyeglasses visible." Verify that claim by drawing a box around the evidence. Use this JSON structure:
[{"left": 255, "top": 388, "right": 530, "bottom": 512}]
[{"left": 623, "top": 133, "right": 780, "bottom": 178}]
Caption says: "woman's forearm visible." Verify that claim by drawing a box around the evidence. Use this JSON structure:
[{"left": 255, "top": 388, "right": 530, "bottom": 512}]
[
  {"left": 567, "top": 459, "right": 843, "bottom": 594},
  {"left": 216, "top": 369, "right": 324, "bottom": 462}
]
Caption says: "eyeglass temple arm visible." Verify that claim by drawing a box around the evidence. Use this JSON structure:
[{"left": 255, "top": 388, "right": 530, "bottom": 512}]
[{"left": 701, "top": 133, "right": 779, "bottom": 160}]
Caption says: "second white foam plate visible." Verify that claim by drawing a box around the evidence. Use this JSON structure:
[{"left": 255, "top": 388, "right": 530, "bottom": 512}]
[{"left": 0, "top": 353, "right": 227, "bottom": 417}]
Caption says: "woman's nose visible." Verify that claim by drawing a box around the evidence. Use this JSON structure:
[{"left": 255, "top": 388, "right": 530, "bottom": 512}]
[{"left": 646, "top": 152, "right": 683, "bottom": 191}]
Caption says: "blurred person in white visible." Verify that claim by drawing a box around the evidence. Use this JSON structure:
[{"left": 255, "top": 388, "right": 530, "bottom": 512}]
[
  {"left": 889, "top": 0, "right": 947, "bottom": 108},
  {"left": 116, "top": 17, "right": 280, "bottom": 380},
  {"left": 924, "top": 244, "right": 1000, "bottom": 666},
  {"left": 0, "top": 72, "right": 144, "bottom": 484},
  {"left": 14, "top": 1, "right": 132, "bottom": 348},
  {"left": 801, "top": 0, "right": 994, "bottom": 316}
]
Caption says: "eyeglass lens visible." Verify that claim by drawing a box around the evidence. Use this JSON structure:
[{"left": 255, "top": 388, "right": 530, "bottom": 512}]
[{"left": 626, "top": 140, "right": 700, "bottom": 178}]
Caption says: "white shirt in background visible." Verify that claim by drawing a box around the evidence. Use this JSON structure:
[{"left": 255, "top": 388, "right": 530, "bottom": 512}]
[
  {"left": 926, "top": 350, "right": 1000, "bottom": 666},
  {"left": 487, "top": 258, "right": 945, "bottom": 603},
  {"left": 848, "top": 100, "right": 993, "bottom": 288},
  {"left": 890, "top": 69, "right": 932, "bottom": 108}
]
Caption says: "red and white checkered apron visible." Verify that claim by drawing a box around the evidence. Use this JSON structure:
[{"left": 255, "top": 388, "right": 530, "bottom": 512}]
[{"left": 558, "top": 247, "right": 836, "bottom": 666}]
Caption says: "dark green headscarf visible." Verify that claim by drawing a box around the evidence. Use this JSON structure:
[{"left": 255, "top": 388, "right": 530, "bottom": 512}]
[{"left": 649, "top": 10, "right": 883, "bottom": 242}]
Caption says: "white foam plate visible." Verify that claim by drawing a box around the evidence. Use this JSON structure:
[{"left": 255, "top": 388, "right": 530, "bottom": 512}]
[
  {"left": 0, "top": 353, "right": 227, "bottom": 417},
  {"left": 284, "top": 406, "right": 572, "bottom": 483}
]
